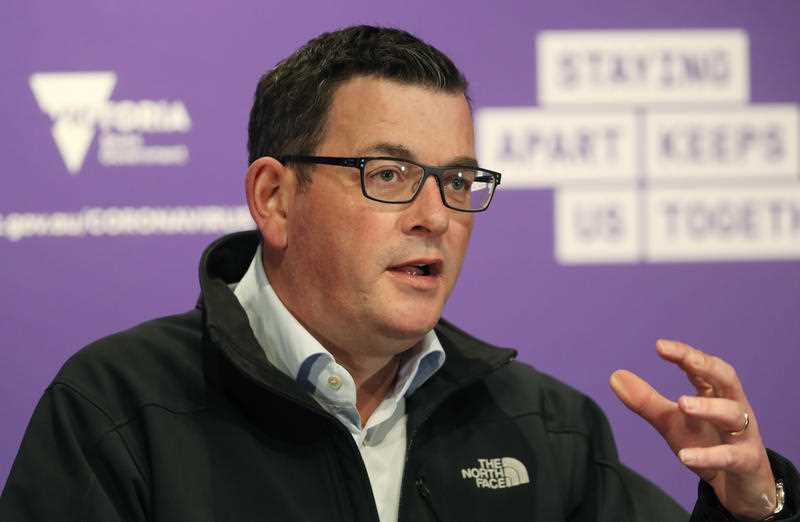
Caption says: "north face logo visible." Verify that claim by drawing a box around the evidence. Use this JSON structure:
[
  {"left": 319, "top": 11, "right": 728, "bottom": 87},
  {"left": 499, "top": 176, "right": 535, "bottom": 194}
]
[{"left": 460, "top": 457, "right": 531, "bottom": 489}]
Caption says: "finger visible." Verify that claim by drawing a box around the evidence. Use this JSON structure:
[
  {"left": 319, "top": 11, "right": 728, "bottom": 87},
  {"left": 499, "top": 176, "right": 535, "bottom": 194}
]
[
  {"left": 678, "top": 443, "right": 762, "bottom": 475},
  {"left": 677, "top": 396, "right": 750, "bottom": 434},
  {"left": 656, "top": 339, "right": 745, "bottom": 401},
  {"left": 610, "top": 369, "right": 676, "bottom": 435},
  {"left": 681, "top": 444, "right": 777, "bottom": 520},
  {"left": 686, "top": 373, "right": 715, "bottom": 398}
]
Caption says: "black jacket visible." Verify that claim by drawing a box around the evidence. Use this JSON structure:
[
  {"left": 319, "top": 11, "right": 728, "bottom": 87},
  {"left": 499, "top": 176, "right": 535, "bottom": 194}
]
[{"left": 1, "top": 231, "right": 797, "bottom": 521}]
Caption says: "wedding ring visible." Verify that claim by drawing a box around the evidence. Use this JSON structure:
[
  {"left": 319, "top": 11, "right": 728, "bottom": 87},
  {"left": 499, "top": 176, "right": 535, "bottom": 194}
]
[{"left": 728, "top": 412, "right": 750, "bottom": 436}]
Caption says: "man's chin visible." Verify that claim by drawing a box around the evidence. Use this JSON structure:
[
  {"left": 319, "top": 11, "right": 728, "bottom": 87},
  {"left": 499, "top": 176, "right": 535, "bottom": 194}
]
[{"left": 376, "top": 312, "right": 442, "bottom": 343}]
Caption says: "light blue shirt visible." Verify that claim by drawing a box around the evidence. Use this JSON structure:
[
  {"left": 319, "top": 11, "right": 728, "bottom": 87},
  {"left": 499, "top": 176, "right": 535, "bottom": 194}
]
[{"left": 232, "top": 245, "right": 445, "bottom": 522}]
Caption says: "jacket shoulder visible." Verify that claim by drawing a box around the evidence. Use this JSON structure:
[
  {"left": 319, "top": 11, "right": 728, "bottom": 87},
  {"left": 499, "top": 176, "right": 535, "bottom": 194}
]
[
  {"left": 437, "top": 318, "right": 605, "bottom": 437},
  {"left": 488, "top": 360, "right": 611, "bottom": 436},
  {"left": 54, "top": 308, "right": 208, "bottom": 424}
]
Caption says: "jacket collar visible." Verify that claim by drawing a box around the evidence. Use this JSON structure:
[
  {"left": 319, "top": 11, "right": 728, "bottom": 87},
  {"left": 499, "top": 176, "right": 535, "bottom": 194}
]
[{"left": 197, "top": 231, "right": 517, "bottom": 413}]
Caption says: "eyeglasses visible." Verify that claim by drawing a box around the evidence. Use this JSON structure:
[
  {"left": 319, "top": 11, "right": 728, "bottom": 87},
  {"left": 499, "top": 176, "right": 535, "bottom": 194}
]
[{"left": 279, "top": 155, "right": 501, "bottom": 212}]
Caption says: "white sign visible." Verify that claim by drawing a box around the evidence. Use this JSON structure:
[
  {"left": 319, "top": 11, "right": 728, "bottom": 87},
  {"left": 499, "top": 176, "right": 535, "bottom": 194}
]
[
  {"left": 555, "top": 189, "right": 640, "bottom": 264},
  {"left": 537, "top": 30, "right": 749, "bottom": 105},
  {"left": 646, "top": 187, "right": 800, "bottom": 261},
  {"left": 477, "top": 108, "right": 637, "bottom": 188},
  {"left": 646, "top": 105, "right": 799, "bottom": 182}
]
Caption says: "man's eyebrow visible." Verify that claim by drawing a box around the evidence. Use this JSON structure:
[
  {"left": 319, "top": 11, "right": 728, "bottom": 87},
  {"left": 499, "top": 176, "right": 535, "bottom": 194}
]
[
  {"left": 359, "top": 142, "right": 479, "bottom": 168},
  {"left": 446, "top": 156, "right": 479, "bottom": 168},
  {"left": 359, "top": 142, "right": 415, "bottom": 159}
]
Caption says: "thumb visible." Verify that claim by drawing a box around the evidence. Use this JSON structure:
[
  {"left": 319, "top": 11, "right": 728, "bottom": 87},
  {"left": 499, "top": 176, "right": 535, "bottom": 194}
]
[{"left": 610, "top": 369, "right": 674, "bottom": 434}]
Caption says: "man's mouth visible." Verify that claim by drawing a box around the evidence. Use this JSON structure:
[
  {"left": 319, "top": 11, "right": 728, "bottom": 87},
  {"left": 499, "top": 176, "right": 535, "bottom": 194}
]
[
  {"left": 397, "top": 264, "right": 431, "bottom": 276},
  {"left": 388, "top": 260, "right": 442, "bottom": 278}
]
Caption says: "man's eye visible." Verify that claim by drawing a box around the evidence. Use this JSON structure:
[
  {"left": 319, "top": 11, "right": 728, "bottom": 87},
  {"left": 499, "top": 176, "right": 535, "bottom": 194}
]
[
  {"left": 448, "top": 174, "right": 471, "bottom": 191},
  {"left": 377, "top": 169, "right": 397, "bottom": 182},
  {"left": 370, "top": 167, "right": 404, "bottom": 183}
]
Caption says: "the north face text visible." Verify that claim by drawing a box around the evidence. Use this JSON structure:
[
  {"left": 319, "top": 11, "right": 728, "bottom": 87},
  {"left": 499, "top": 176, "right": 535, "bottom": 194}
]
[{"left": 460, "top": 457, "right": 530, "bottom": 489}]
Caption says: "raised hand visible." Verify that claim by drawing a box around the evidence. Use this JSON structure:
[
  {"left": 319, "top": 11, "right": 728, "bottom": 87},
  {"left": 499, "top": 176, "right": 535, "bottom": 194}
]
[{"left": 610, "top": 339, "right": 778, "bottom": 520}]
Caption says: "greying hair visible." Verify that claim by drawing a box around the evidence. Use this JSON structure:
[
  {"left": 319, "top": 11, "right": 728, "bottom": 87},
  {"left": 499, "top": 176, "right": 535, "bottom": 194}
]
[{"left": 246, "top": 25, "right": 469, "bottom": 183}]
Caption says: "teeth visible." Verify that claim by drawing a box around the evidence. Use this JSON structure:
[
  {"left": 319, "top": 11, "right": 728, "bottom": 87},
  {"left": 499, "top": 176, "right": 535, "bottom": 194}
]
[
  {"left": 393, "top": 263, "right": 435, "bottom": 276},
  {"left": 402, "top": 265, "right": 425, "bottom": 276}
]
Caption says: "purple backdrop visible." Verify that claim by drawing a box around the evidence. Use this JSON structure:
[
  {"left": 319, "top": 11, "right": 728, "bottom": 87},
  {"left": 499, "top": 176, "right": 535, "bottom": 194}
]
[{"left": 2, "top": 0, "right": 798, "bottom": 510}]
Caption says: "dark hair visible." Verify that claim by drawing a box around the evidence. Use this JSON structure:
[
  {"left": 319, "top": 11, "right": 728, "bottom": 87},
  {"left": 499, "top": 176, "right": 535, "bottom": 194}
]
[{"left": 246, "top": 25, "right": 469, "bottom": 182}]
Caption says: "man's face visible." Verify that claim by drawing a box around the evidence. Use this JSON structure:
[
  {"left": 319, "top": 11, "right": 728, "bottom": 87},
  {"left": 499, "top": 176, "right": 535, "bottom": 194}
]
[{"left": 276, "top": 76, "right": 475, "bottom": 359}]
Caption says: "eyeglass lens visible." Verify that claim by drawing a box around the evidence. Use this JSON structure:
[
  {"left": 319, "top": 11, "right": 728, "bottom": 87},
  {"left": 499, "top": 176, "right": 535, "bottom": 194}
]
[{"left": 363, "top": 159, "right": 494, "bottom": 210}]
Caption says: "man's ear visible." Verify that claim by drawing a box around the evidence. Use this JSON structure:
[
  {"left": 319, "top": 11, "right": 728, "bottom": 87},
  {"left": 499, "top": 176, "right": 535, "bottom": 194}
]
[{"left": 245, "top": 156, "right": 295, "bottom": 251}]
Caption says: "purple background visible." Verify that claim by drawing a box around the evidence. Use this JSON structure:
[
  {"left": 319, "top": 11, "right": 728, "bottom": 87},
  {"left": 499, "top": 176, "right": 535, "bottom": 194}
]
[{"left": 2, "top": 0, "right": 798, "bottom": 510}]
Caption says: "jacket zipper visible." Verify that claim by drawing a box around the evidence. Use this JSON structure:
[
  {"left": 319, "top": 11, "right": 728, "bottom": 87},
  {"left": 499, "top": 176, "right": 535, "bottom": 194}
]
[
  {"left": 416, "top": 476, "right": 443, "bottom": 522},
  {"left": 396, "top": 394, "right": 437, "bottom": 522},
  {"left": 396, "top": 358, "right": 515, "bottom": 522}
]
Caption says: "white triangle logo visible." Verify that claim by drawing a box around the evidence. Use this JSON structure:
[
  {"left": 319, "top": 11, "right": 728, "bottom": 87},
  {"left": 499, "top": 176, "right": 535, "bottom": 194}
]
[{"left": 29, "top": 71, "right": 117, "bottom": 174}]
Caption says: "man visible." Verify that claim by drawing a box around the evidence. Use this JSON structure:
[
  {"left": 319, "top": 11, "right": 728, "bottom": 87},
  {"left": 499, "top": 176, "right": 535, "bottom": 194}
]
[{"left": 1, "top": 25, "right": 796, "bottom": 521}]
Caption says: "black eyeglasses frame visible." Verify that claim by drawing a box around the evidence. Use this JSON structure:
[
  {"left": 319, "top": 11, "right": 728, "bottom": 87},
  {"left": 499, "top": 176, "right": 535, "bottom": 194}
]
[{"left": 278, "top": 155, "right": 501, "bottom": 213}]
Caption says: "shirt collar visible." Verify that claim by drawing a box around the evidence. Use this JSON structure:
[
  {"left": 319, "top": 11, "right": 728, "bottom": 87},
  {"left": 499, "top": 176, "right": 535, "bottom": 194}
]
[{"left": 232, "top": 245, "right": 445, "bottom": 401}]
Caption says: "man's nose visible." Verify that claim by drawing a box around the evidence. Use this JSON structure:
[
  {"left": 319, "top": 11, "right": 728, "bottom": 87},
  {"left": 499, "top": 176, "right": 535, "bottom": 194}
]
[{"left": 401, "top": 175, "right": 449, "bottom": 236}]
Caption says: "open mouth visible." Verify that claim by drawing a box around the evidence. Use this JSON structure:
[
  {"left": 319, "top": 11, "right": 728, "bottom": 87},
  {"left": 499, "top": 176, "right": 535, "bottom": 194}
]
[
  {"left": 388, "top": 260, "right": 442, "bottom": 278},
  {"left": 400, "top": 264, "right": 432, "bottom": 276}
]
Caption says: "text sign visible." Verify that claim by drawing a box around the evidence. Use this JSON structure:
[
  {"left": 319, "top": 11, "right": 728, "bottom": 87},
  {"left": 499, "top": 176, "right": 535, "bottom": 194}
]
[
  {"left": 646, "top": 188, "right": 800, "bottom": 261},
  {"left": 477, "top": 108, "right": 637, "bottom": 188},
  {"left": 646, "top": 105, "right": 799, "bottom": 181},
  {"left": 555, "top": 188, "right": 639, "bottom": 264},
  {"left": 537, "top": 30, "right": 749, "bottom": 105}
]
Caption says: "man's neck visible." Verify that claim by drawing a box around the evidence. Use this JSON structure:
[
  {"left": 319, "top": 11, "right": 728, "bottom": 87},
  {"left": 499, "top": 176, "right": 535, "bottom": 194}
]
[
  {"left": 263, "top": 252, "right": 419, "bottom": 425},
  {"left": 335, "top": 353, "right": 402, "bottom": 427}
]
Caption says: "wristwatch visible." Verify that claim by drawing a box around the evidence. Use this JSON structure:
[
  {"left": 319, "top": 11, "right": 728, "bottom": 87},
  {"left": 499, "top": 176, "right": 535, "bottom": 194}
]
[{"left": 760, "top": 480, "right": 785, "bottom": 521}]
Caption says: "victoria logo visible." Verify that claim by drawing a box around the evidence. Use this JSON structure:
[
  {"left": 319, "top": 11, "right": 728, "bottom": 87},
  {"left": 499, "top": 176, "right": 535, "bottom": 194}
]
[
  {"left": 460, "top": 457, "right": 531, "bottom": 489},
  {"left": 29, "top": 71, "right": 191, "bottom": 175}
]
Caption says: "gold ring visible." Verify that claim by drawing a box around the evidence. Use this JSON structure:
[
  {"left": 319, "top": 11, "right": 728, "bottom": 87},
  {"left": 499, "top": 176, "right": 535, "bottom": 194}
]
[{"left": 729, "top": 412, "right": 749, "bottom": 436}]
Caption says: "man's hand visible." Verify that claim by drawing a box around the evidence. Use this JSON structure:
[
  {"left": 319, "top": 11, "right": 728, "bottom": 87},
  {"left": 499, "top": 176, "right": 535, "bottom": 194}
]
[{"left": 610, "top": 339, "right": 777, "bottom": 520}]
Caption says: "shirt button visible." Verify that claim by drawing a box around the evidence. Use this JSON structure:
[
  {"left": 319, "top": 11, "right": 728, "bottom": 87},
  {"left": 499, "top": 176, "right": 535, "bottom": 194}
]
[{"left": 327, "top": 375, "right": 342, "bottom": 390}]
